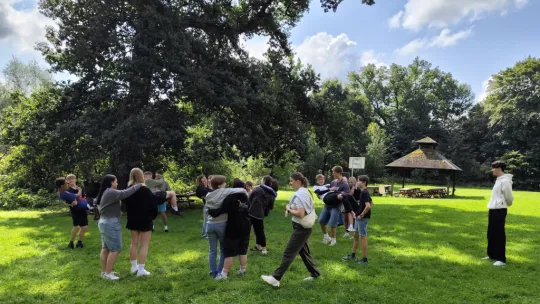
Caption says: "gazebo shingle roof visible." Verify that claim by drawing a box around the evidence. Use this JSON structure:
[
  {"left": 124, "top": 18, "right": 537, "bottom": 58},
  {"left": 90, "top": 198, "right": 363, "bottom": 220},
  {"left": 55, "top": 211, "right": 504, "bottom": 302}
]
[{"left": 386, "top": 137, "right": 462, "bottom": 171}]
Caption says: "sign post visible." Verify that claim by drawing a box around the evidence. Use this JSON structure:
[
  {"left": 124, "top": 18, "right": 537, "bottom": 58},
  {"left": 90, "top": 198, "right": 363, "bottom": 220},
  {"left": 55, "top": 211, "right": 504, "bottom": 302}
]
[{"left": 349, "top": 157, "right": 365, "bottom": 179}]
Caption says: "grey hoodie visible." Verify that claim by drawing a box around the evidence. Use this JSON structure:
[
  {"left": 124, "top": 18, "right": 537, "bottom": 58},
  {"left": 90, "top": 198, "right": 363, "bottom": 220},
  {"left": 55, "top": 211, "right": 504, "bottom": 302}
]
[
  {"left": 487, "top": 174, "right": 514, "bottom": 209},
  {"left": 206, "top": 188, "right": 248, "bottom": 223}
]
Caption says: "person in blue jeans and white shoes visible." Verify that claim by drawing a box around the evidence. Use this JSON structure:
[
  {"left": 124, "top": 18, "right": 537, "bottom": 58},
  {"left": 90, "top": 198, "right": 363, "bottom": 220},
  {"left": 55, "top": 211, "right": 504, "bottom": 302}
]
[
  {"left": 205, "top": 175, "right": 248, "bottom": 278},
  {"left": 342, "top": 175, "right": 372, "bottom": 264},
  {"left": 318, "top": 166, "right": 350, "bottom": 246}
]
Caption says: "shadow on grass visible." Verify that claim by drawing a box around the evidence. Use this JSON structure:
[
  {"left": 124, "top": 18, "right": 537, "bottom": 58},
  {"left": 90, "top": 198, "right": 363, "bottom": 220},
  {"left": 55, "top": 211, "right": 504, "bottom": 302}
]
[{"left": 1, "top": 200, "right": 540, "bottom": 304}]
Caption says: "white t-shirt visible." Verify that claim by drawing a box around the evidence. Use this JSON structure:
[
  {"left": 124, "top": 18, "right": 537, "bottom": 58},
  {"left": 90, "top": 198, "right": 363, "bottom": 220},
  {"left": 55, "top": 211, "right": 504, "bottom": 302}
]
[{"left": 289, "top": 187, "right": 315, "bottom": 224}]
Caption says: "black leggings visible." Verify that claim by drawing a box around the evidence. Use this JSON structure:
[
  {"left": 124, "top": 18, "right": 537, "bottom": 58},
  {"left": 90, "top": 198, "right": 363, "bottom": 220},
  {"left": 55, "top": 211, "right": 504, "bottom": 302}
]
[{"left": 251, "top": 218, "right": 266, "bottom": 247}]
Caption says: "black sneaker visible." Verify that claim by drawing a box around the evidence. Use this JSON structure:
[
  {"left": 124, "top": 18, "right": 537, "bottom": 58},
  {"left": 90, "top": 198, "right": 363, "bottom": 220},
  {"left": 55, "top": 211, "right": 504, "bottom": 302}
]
[
  {"left": 357, "top": 258, "right": 368, "bottom": 265},
  {"left": 164, "top": 228, "right": 169, "bottom": 233},
  {"left": 67, "top": 242, "right": 74, "bottom": 249},
  {"left": 171, "top": 210, "right": 183, "bottom": 217},
  {"left": 76, "top": 241, "right": 83, "bottom": 248},
  {"left": 342, "top": 254, "right": 356, "bottom": 261}
]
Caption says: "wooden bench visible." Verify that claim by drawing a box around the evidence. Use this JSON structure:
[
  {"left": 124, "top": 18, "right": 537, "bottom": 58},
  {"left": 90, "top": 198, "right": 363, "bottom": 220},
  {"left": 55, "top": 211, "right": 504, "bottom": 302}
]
[{"left": 175, "top": 192, "right": 196, "bottom": 208}]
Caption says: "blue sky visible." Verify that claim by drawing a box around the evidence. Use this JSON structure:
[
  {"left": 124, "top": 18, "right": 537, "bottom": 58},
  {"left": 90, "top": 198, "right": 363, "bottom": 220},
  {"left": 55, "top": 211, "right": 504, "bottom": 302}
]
[{"left": 2, "top": 0, "right": 539, "bottom": 100}]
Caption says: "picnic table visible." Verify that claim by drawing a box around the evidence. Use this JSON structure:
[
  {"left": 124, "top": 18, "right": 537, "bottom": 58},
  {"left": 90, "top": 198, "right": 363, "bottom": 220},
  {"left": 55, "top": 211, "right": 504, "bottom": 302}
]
[
  {"left": 423, "top": 187, "right": 448, "bottom": 198},
  {"left": 398, "top": 188, "right": 421, "bottom": 198},
  {"left": 175, "top": 191, "right": 196, "bottom": 208}
]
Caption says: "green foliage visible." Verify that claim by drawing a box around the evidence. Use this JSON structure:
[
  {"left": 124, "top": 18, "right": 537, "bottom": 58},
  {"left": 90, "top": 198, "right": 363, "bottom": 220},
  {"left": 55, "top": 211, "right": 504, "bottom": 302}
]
[
  {"left": 365, "top": 122, "right": 388, "bottom": 179},
  {"left": 482, "top": 57, "right": 540, "bottom": 188}
]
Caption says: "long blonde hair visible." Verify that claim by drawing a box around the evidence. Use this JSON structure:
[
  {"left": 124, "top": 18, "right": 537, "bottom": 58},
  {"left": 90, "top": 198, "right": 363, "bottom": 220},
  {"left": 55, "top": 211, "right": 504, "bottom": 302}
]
[
  {"left": 349, "top": 176, "right": 357, "bottom": 194},
  {"left": 128, "top": 168, "right": 145, "bottom": 187}
]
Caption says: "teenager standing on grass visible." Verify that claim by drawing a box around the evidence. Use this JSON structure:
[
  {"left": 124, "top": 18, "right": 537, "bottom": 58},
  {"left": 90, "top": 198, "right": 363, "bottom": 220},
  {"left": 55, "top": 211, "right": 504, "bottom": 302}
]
[
  {"left": 205, "top": 176, "right": 248, "bottom": 278},
  {"left": 342, "top": 176, "right": 359, "bottom": 238},
  {"left": 261, "top": 172, "right": 320, "bottom": 288},
  {"left": 484, "top": 161, "right": 514, "bottom": 266},
  {"left": 57, "top": 177, "right": 90, "bottom": 249},
  {"left": 210, "top": 179, "right": 251, "bottom": 280},
  {"left": 248, "top": 176, "right": 278, "bottom": 255},
  {"left": 319, "top": 166, "right": 350, "bottom": 246},
  {"left": 342, "top": 175, "right": 371, "bottom": 265},
  {"left": 125, "top": 168, "right": 159, "bottom": 277},
  {"left": 95, "top": 175, "right": 142, "bottom": 280},
  {"left": 196, "top": 175, "right": 212, "bottom": 238}
]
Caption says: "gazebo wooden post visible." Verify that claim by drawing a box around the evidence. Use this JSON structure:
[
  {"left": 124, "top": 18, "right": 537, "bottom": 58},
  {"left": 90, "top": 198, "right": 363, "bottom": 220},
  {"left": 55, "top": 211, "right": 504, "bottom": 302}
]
[
  {"left": 446, "top": 173, "right": 450, "bottom": 195},
  {"left": 452, "top": 171, "right": 456, "bottom": 196}
]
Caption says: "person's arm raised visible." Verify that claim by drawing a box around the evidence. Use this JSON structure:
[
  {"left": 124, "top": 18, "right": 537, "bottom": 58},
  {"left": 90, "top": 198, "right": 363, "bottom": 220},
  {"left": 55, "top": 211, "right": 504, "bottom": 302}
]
[{"left": 112, "top": 184, "right": 142, "bottom": 201}]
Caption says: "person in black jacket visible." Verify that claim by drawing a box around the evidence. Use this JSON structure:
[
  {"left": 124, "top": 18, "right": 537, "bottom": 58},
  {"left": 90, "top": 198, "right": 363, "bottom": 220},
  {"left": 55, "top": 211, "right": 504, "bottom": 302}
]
[
  {"left": 248, "top": 176, "right": 278, "bottom": 255},
  {"left": 124, "top": 168, "right": 159, "bottom": 277},
  {"left": 210, "top": 179, "right": 251, "bottom": 280},
  {"left": 196, "top": 175, "right": 213, "bottom": 238}
]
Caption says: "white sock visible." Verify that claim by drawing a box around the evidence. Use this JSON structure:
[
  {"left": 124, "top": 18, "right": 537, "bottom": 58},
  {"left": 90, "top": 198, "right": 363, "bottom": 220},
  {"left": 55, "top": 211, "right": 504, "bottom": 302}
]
[
  {"left": 331, "top": 238, "right": 336, "bottom": 241},
  {"left": 138, "top": 264, "right": 145, "bottom": 271},
  {"left": 172, "top": 206, "right": 178, "bottom": 211},
  {"left": 240, "top": 266, "right": 246, "bottom": 272},
  {"left": 164, "top": 225, "right": 168, "bottom": 230},
  {"left": 131, "top": 260, "right": 137, "bottom": 268},
  {"left": 324, "top": 233, "right": 329, "bottom": 238}
]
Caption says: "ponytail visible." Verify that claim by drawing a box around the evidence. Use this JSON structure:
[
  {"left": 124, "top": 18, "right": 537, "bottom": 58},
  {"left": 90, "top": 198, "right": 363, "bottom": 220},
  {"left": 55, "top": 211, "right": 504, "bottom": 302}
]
[{"left": 290, "top": 172, "right": 309, "bottom": 188}]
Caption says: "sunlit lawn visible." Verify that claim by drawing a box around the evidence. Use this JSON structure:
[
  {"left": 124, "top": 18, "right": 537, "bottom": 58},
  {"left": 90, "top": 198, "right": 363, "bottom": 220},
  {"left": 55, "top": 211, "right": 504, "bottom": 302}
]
[{"left": 1, "top": 187, "right": 539, "bottom": 304}]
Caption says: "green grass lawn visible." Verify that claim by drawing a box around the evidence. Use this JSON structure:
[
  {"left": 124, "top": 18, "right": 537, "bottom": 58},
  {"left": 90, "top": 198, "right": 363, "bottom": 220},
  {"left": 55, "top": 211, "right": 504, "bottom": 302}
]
[{"left": 1, "top": 187, "right": 539, "bottom": 304}]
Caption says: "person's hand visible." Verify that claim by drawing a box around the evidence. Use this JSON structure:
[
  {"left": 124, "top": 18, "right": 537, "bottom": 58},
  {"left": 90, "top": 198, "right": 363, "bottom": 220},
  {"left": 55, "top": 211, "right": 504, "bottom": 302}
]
[
  {"left": 357, "top": 214, "right": 363, "bottom": 220},
  {"left": 285, "top": 210, "right": 289, "bottom": 217},
  {"left": 330, "top": 187, "right": 338, "bottom": 191},
  {"left": 337, "top": 194, "right": 343, "bottom": 200}
]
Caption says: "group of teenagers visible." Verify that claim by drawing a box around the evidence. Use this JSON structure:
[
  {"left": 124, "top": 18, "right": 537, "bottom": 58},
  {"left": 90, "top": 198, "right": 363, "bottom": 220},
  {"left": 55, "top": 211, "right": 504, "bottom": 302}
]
[
  {"left": 55, "top": 159, "right": 513, "bottom": 286},
  {"left": 55, "top": 165, "right": 374, "bottom": 286},
  {"left": 193, "top": 165, "right": 373, "bottom": 287},
  {"left": 56, "top": 169, "right": 182, "bottom": 280}
]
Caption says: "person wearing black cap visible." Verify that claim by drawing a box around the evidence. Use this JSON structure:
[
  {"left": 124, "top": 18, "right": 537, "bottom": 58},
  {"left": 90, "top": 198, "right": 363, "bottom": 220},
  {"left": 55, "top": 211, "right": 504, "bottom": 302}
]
[{"left": 484, "top": 161, "right": 514, "bottom": 266}]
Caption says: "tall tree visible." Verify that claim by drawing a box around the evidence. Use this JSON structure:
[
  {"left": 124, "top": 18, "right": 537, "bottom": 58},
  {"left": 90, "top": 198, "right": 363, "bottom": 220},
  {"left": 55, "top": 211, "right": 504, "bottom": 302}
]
[
  {"left": 483, "top": 57, "right": 540, "bottom": 187},
  {"left": 35, "top": 0, "right": 373, "bottom": 185},
  {"left": 349, "top": 60, "right": 474, "bottom": 160},
  {"left": 0, "top": 57, "right": 53, "bottom": 110}
]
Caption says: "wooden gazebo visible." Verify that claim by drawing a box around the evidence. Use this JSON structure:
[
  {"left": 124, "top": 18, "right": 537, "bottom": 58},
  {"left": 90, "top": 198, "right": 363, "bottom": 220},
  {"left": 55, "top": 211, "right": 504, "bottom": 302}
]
[{"left": 386, "top": 137, "right": 462, "bottom": 195}]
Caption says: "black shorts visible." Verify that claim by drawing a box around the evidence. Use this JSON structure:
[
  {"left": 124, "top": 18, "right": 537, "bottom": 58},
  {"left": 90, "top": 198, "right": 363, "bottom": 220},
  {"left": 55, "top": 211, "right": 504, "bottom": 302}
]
[
  {"left": 154, "top": 191, "right": 167, "bottom": 202},
  {"left": 223, "top": 236, "right": 250, "bottom": 258},
  {"left": 72, "top": 212, "right": 88, "bottom": 227}
]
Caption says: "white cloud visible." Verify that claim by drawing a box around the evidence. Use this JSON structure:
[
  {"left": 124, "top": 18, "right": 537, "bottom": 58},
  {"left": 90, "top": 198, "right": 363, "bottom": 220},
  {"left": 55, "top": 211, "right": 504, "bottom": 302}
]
[
  {"left": 395, "top": 28, "right": 473, "bottom": 56},
  {"left": 295, "top": 32, "right": 358, "bottom": 79},
  {"left": 389, "top": 0, "right": 529, "bottom": 31},
  {"left": 478, "top": 77, "right": 492, "bottom": 101},
  {"left": 360, "top": 50, "right": 387, "bottom": 67},
  {"left": 388, "top": 11, "right": 403, "bottom": 29},
  {"left": 429, "top": 28, "right": 473, "bottom": 48},
  {"left": 0, "top": 0, "right": 54, "bottom": 52},
  {"left": 242, "top": 36, "right": 270, "bottom": 60},
  {"left": 395, "top": 39, "right": 427, "bottom": 56}
]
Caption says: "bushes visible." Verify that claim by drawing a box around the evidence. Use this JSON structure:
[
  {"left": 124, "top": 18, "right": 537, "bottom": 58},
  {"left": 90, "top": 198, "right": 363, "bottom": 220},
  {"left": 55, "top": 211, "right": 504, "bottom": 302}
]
[{"left": 0, "top": 188, "right": 59, "bottom": 209}]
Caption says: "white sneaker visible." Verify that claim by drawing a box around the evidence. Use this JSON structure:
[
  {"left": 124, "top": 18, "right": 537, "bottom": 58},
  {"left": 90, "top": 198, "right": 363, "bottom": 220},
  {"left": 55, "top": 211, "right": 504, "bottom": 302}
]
[
  {"left": 481, "top": 256, "right": 491, "bottom": 260},
  {"left": 329, "top": 239, "right": 337, "bottom": 246},
  {"left": 261, "top": 275, "right": 280, "bottom": 287},
  {"left": 303, "top": 276, "right": 315, "bottom": 281},
  {"left": 104, "top": 272, "right": 120, "bottom": 280},
  {"left": 100, "top": 272, "right": 106, "bottom": 278},
  {"left": 214, "top": 273, "right": 228, "bottom": 280},
  {"left": 136, "top": 269, "right": 151, "bottom": 277},
  {"left": 261, "top": 249, "right": 268, "bottom": 255},
  {"left": 493, "top": 261, "right": 506, "bottom": 266},
  {"left": 343, "top": 232, "right": 350, "bottom": 238},
  {"left": 131, "top": 267, "right": 138, "bottom": 274},
  {"left": 347, "top": 225, "right": 355, "bottom": 232},
  {"left": 237, "top": 270, "right": 247, "bottom": 275},
  {"left": 323, "top": 236, "right": 331, "bottom": 244}
]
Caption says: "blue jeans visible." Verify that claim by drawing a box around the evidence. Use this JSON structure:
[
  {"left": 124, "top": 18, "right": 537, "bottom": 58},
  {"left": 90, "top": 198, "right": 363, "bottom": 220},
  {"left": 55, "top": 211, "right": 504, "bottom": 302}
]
[
  {"left": 201, "top": 207, "right": 208, "bottom": 236},
  {"left": 318, "top": 205, "right": 341, "bottom": 227},
  {"left": 207, "top": 222, "right": 226, "bottom": 276},
  {"left": 98, "top": 217, "right": 122, "bottom": 252}
]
